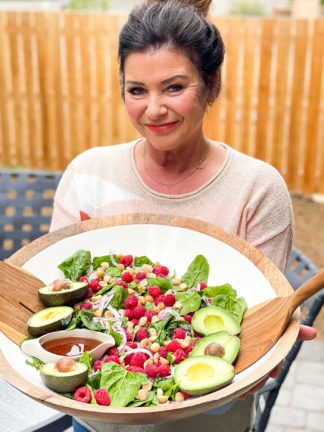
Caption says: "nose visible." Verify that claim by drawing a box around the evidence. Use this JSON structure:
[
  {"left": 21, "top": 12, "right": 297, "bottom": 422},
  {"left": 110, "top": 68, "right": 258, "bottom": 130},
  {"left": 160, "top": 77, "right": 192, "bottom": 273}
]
[{"left": 146, "top": 94, "right": 167, "bottom": 119}]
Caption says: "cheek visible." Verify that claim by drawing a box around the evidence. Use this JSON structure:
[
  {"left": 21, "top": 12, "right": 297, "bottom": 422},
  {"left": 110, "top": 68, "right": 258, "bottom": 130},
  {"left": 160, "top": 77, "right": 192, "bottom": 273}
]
[{"left": 125, "top": 98, "right": 143, "bottom": 122}]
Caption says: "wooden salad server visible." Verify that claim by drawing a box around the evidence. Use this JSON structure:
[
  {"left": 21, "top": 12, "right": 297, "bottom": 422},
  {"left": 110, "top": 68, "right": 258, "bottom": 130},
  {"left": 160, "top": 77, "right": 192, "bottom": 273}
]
[
  {"left": 0, "top": 261, "right": 45, "bottom": 344},
  {"left": 234, "top": 269, "right": 324, "bottom": 373}
]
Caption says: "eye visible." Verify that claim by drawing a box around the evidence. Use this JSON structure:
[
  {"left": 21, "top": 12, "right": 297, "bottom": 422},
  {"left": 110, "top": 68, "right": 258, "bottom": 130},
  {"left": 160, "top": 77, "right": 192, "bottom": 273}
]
[
  {"left": 167, "top": 84, "right": 183, "bottom": 93},
  {"left": 126, "top": 87, "right": 145, "bottom": 96}
]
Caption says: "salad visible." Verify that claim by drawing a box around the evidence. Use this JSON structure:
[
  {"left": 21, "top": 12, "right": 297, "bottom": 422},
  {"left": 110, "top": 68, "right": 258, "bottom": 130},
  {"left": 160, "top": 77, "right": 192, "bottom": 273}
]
[{"left": 25, "top": 250, "right": 247, "bottom": 407}]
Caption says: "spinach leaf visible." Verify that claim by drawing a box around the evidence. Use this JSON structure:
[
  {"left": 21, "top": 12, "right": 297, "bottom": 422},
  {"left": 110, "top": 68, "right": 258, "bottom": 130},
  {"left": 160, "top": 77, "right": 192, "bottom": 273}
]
[
  {"left": 134, "top": 256, "right": 154, "bottom": 267},
  {"left": 96, "top": 282, "right": 116, "bottom": 296},
  {"left": 100, "top": 362, "right": 148, "bottom": 407},
  {"left": 203, "top": 283, "right": 236, "bottom": 298},
  {"left": 148, "top": 316, "right": 173, "bottom": 345},
  {"left": 211, "top": 293, "right": 247, "bottom": 323},
  {"left": 58, "top": 249, "right": 91, "bottom": 281},
  {"left": 79, "top": 309, "right": 106, "bottom": 332},
  {"left": 175, "top": 291, "right": 201, "bottom": 315},
  {"left": 92, "top": 254, "right": 120, "bottom": 270},
  {"left": 153, "top": 377, "right": 175, "bottom": 393},
  {"left": 181, "top": 255, "right": 209, "bottom": 289},
  {"left": 79, "top": 351, "right": 94, "bottom": 374},
  {"left": 110, "top": 285, "right": 129, "bottom": 310},
  {"left": 105, "top": 267, "right": 122, "bottom": 278},
  {"left": 147, "top": 276, "right": 173, "bottom": 293},
  {"left": 108, "top": 321, "right": 122, "bottom": 347},
  {"left": 86, "top": 372, "right": 101, "bottom": 390}
]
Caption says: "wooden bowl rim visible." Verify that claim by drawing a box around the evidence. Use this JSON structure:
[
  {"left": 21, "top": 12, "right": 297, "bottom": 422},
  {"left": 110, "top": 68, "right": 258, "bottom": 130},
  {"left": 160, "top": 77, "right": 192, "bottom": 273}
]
[{"left": 0, "top": 213, "right": 299, "bottom": 423}]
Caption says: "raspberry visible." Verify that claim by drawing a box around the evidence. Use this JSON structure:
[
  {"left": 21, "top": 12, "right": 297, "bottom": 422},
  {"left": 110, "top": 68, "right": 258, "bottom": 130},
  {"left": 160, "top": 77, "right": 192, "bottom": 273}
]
[
  {"left": 192, "top": 337, "right": 202, "bottom": 346},
  {"left": 148, "top": 286, "right": 161, "bottom": 298},
  {"left": 107, "top": 346, "right": 119, "bottom": 356},
  {"left": 128, "top": 366, "right": 145, "bottom": 374},
  {"left": 144, "top": 309, "right": 157, "bottom": 322},
  {"left": 154, "top": 294, "right": 165, "bottom": 306},
  {"left": 159, "top": 346, "right": 168, "bottom": 358},
  {"left": 130, "top": 352, "right": 147, "bottom": 368},
  {"left": 164, "top": 294, "right": 175, "bottom": 307},
  {"left": 185, "top": 345, "right": 194, "bottom": 356},
  {"left": 104, "top": 355, "right": 120, "bottom": 364},
  {"left": 116, "top": 280, "right": 128, "bottom": 289},
  {"left": 74, "top": 386, "right": 91, "bottom": 403},
  {"left": 166, "top": 340, "right": 182, "bottom": 352},
  {"left": 158, "top": 364, "right": 170, "bottom": 377},
  {"left": 174, "top": 348, "right": 187, "bottom": 363},
  {"left": 181, "top": 391, "right": 191, "bottom": 399},
  {"left": 131, "top": 318, "right": 139, "bottom": 326},
  {"left": 125, "top": 295, "right": 138, "bottom": 309},
  {"left": 183, "top": 314, "right": 192, "bottom": 323},
  {"left": 125, "top": 309, "right": 134, "bottom": 320},
  {"left": 124, "top": 353, "right": 134, "bottom": 365},
  {"left": 133, "top": 306, "right": 146, "bottom": 319},
  {"left": 120, "top": 255, "right": 133, "bottom": 267},
  {"left": 144, "top": 364, "right": 159, "bottom": 378},
  {"left": 79, "top": 276, "right": 88, "bottom": 283},
  {"left": 126, "top": 341, "right": 137, "bottom": 349},
  {"left": 199, "top": 282, "right": 208, "bottom": 290},
  {"left": 94, "top": 360, "right": 102, "bottom": 371},
  {"left": 79, "top": 303, "right": 92, "bottom": 310},
  {"left": 173, "top": 328, "right": 186, "bottom": 339},
  {"left": 122, "top": 272, "right": 134, "bottom": 283},
  {"left": 136, "top": 272, "right": 146, "bottom": 281},
  {"left": 135, "top": 327, "right": 149, "bottom": 342},
  {"left": 153, "top": 266, "right": 169, "bottom": 276},
  {"left": 89, "top": 278, "right": 101, "bottom": 291},
  {"left": 84, "top": 287, "right": 94, "bottom": 299},
  {"left": 125, "top": 331, "right": 133, "bottom": 341},
  {"left": 94, "top": 388, "right": 111, "bottom": 406}
]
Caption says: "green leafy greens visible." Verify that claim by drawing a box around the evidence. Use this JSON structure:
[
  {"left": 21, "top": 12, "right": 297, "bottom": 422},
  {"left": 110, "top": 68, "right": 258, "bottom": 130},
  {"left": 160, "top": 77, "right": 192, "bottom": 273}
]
[{"left": 58, "top": 249, "right": 91, "bottom": 281}]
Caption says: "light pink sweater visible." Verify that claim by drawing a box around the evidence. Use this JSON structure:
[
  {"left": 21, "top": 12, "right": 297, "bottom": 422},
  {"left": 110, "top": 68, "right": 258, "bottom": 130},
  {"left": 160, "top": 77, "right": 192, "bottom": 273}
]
[{"left": 50, "top": 140, "right": 293, "bottom": 272}]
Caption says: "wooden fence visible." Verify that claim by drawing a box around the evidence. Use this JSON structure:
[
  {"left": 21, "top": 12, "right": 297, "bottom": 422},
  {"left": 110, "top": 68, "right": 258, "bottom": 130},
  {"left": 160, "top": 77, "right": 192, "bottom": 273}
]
[{"left": 0, "top": 12, "right": 323, "bottom": 193}]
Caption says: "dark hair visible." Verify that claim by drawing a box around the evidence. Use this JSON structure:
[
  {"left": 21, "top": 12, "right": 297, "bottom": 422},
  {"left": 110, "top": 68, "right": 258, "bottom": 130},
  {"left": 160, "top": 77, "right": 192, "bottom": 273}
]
[{"left": 118, "top": 0, "right": 225, "bottom": 101}]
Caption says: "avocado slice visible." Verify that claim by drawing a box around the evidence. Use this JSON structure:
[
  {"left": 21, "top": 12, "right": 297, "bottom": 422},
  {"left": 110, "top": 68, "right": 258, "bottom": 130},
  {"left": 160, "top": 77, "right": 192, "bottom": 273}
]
[
  {"left": 40, "top": 361, "right": 88, "bottom": 393},
  {"left": 27, "top": 306, "right": 74, "bottom": 337},
  {"left": 190, "top": 331, "right": 240, "bottom": 363},
  {"left": 174, "top": 355, "right": 234, "bottom": 396},
  {"left": 191, "top": 305, "right": 240, "bottom": 336},
  {"left": 38, "top": 280, "right": 88, "bottom": 307}
]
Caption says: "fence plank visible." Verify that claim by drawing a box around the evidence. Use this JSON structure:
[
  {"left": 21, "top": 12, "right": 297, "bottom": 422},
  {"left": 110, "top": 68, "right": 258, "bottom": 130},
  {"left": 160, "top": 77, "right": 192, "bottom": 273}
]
[
  {"left": 303, "top": 19, "right": 324, "bottom": 194},
  {"left": 255, "top": 19, "right": 275, "bottom": 162}
]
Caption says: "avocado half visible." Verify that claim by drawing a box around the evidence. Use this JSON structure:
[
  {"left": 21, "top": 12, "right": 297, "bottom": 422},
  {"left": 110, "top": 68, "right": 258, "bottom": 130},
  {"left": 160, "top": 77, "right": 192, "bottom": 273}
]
[
  {"left": 27, "top": 306, "right": 74, "bottom": 336},
  {"left": 191, "top": 331, "right": 240, "bottom": 364},
  {"left": 40, "top": 361, "right": 88, "bottom": 393},
  {"left": 191, "top": 305, "right": 240, "bottom": 336},
  {"left": 174, "top": 355, "right": 235, "bottom": 396},
  {"left": 38, "top": 281, "right": 88, "bottom": 307}
]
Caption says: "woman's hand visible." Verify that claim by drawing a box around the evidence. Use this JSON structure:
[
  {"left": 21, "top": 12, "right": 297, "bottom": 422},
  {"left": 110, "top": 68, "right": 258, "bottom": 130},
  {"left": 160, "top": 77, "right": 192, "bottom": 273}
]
[{"left": 238, "top": 324, "right": 317, "bottom": 400}]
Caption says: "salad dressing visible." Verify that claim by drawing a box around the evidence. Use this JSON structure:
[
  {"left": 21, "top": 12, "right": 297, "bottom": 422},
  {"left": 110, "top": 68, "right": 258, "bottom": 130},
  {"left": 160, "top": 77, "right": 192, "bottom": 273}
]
[{"left": 42, "top": 337, "right": 102, "bottom": 356}]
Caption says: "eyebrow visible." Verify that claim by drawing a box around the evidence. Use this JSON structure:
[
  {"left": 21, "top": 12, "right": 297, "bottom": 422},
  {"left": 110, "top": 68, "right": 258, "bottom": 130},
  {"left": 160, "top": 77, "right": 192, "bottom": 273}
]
[{"left": 125, "top": 75, "right": 188, "bottom": 86}]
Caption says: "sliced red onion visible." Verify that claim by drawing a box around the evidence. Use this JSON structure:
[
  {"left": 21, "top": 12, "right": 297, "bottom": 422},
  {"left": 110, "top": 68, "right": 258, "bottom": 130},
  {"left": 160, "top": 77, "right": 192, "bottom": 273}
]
[
  {"left": 107, "top": 305, "right": 120, "bottom": 318},
  {"left": 89, "top": 371, "right": 99, "bottom": 378},
  {"left": 158, "top": 309, "right": 171, "bottom": 320},
  {"left": 112, "top": 326, "right": 127, "bottom": 350},
  {"left": 123, "top": 348, "right": 153, "bottom": 358},
  {"left": 87, "top": 269, "right": 98, "bottom": 282},
  {"left": 109, "top": 249, "right": 119, "bottom": 267},
  {"left": 98, "top": 292, "right": 114, "bottom": 310}
]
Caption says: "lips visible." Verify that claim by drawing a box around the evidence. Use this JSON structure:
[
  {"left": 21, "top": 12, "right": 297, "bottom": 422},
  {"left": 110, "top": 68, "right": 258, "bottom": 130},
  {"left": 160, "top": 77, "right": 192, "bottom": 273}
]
[{"left": 146, "top": 121, "right": 178, "bottom": 134}]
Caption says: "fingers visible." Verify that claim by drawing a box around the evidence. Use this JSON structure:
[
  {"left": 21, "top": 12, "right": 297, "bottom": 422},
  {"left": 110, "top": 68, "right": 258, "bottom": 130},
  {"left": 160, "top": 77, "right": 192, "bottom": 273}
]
[{"left": 297, "top": 325, "right": 317, "bottom": 341}]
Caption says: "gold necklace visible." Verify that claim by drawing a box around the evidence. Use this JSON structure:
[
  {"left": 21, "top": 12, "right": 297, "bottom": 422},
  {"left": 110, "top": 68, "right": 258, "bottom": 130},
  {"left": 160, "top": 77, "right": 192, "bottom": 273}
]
[{"left": 143, "top": 140, "right": 209, "bottom": 186}]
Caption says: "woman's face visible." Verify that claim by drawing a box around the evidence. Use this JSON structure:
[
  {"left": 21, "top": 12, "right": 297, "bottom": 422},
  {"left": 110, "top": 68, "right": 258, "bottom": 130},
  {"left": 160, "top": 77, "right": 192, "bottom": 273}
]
[{"left": 124, "top": 47, "right": 208, "bottom": 152}]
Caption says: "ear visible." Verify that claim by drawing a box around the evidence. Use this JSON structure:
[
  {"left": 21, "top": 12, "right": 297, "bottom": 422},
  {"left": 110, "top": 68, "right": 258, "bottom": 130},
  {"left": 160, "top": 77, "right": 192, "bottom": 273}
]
[{"left": 207, "top": 71, "right": 219, "bottom": 105}]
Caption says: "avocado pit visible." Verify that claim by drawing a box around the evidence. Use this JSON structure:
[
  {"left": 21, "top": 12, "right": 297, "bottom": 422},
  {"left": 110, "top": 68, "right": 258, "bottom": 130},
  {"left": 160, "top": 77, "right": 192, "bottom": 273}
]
[{"left": 204, "top": 342, "right": 225, "bottom": 358}]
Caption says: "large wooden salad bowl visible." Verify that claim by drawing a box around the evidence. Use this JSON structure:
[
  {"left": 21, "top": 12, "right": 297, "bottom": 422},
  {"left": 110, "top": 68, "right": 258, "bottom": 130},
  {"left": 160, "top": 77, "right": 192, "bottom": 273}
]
[{"left": 0, "top": 213, "right": 300, "bottom": 424}]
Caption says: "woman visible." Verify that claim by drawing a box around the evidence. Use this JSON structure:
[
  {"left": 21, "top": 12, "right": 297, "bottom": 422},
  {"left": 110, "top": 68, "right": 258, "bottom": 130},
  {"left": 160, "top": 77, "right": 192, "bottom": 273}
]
[{"left": 50, "top": 1, "right": 316, "bottom": 431}]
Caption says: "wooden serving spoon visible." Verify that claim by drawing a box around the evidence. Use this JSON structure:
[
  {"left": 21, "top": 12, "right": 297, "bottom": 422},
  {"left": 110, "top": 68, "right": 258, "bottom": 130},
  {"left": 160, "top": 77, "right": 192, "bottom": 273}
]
[
  {"left": 234, "top": 268, "right": 324, "bottom": 373},
  {"left": 0, "top": 261, "right": 46, "bottom": 344}
]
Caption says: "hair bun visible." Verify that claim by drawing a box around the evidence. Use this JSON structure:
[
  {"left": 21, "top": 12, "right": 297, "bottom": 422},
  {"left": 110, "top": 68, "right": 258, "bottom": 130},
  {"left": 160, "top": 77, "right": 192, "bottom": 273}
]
[{"left": 150, "top": 0, "right": 212, "bottom": 16}]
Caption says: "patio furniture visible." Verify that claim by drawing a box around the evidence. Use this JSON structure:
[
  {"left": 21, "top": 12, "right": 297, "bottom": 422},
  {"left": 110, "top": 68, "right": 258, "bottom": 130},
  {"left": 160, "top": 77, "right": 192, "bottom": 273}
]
[{"left": 252, "top": 247, "right": 324, "bottom": 432}]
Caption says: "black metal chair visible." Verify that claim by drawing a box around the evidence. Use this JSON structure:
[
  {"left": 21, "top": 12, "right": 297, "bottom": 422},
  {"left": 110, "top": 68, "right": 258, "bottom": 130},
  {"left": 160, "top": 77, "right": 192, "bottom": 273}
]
[
  {"left": 0, "top": 169, "right": 62, "bottom": 260},
  {"left": 253, "top": 247, "right": 324, "bottom": 432}
]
